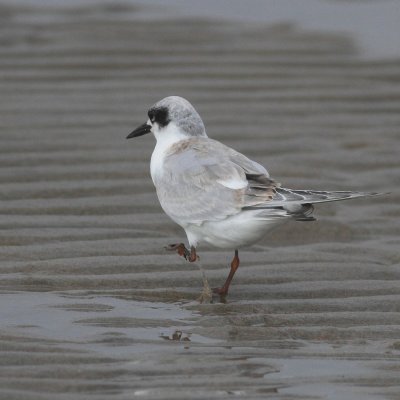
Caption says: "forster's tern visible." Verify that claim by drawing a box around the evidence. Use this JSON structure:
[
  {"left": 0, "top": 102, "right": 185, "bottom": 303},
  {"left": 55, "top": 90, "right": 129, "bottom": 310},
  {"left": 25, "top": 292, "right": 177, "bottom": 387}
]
[{"left": 127, "top": 96, "right": 379, "bottom": 296}]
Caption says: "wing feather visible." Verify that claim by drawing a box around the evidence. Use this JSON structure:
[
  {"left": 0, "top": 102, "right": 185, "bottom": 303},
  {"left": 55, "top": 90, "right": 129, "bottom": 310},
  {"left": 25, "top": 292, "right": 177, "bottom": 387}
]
[
  {"left": 153, "top": 137, "right": 380, "bottom": 227},
  {"left": 154, "top": 138, "right": 278, "bottom": 225}
]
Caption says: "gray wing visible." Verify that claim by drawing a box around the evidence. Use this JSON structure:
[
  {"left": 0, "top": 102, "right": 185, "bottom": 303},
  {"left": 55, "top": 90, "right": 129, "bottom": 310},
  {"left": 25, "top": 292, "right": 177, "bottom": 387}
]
[
  {"left": 154, "top": 138, "right": 278, "bottom": 225},
  {"left": 244, "top": 188, "right": 381, "bottom": 208},
  {"left": 242, "top": 188, "right": 381, "bottom": 221},
  {"left": 154, "top": 137, "right": 380, "bottom": 226}
]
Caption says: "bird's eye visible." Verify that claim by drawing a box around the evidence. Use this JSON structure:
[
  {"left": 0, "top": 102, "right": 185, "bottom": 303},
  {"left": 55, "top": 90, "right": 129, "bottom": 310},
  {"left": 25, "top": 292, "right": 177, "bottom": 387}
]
[
  {"left": 148, "top": 110, "right": 155, "bottom": 123},
  {"left": 147, "top": 107, "right": 169, "bottom": 127}
]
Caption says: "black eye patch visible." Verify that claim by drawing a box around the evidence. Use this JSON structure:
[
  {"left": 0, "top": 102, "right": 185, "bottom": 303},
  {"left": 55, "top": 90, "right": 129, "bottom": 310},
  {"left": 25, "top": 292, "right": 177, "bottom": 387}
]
[
  {"left": 148, "top": 106, "right": 170, "bottom": 127},
  {"left": 148, "top": 110, "right": 155, "bottom": 123}
]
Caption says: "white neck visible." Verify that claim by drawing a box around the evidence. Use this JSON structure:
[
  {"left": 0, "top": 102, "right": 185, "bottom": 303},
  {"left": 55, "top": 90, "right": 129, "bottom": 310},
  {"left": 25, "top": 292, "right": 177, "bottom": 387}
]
[{"left": 150, "top": 122, "right": 188, "bottom": 183}]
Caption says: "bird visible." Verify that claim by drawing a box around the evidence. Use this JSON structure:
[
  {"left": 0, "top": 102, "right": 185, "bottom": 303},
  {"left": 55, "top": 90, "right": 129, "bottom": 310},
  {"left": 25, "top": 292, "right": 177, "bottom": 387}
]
[{"left": 127, "top": 96, "right": 380, "bottom": 297}]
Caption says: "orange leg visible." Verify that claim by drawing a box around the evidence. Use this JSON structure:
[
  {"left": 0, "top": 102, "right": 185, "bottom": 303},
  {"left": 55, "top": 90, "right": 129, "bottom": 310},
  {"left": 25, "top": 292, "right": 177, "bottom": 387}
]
[
  {"left": 165, "top": 243, "right": 198, "bottom": 262},
  {"left": 213, "top": 249, "right": 240, "bottom": 296}
]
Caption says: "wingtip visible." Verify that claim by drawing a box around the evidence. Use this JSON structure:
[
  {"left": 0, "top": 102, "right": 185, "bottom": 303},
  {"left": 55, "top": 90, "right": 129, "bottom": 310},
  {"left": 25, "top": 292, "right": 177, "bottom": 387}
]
[{"left": 368, "top": 192, "right": 390, "bottom": 197}]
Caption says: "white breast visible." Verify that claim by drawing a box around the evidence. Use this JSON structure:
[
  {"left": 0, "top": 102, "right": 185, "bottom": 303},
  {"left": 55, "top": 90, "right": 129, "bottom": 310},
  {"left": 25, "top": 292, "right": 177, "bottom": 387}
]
[{"left": 150, "top": 123, "right": 187, "bottom": 184}]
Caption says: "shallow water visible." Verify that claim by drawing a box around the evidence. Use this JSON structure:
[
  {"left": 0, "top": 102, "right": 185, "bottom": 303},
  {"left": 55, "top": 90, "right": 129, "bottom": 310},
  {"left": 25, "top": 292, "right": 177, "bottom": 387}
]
[{"left": 0, "top": 1, "right": 400, "bottom": 399}]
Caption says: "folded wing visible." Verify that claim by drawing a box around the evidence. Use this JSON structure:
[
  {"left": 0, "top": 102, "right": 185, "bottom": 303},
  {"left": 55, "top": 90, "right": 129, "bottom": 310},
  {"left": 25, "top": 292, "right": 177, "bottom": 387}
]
[
  {"left": 156, "top": 137, "right": 380, "bottom": 226},
  {"left": 156, "top": 138, "right": 277, "bottom": 225}
]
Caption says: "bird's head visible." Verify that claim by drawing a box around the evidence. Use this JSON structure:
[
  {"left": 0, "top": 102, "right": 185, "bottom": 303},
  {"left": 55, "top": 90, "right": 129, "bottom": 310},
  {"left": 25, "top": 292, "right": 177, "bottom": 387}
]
[{"left": 127, "top": 96, "right": 207, "bottom": 141}]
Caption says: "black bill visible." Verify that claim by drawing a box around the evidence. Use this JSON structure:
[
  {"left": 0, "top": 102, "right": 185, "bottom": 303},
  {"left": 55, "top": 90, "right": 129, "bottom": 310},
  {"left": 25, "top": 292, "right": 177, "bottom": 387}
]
[{"left": 127, "top": 122, "right": 151, "bottom": 139}]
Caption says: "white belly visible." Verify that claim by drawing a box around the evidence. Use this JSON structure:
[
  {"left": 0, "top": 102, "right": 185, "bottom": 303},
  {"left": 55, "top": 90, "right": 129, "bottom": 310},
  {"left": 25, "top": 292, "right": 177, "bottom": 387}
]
[{"left": 184, "top": 211, "right": 288, "bottom": 249}]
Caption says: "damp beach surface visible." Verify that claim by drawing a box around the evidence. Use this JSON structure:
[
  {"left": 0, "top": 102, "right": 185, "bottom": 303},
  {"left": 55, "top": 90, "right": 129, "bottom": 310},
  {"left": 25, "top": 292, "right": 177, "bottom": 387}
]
[{"left": 0, "top": 1, "right": 400, "bottom": 399}]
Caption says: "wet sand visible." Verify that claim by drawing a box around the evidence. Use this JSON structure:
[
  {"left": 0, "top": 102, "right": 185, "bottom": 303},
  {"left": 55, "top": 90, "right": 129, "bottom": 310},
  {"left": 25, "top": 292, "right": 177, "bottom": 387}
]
[{"left": 0, "top": 2, "right": 400, "bottom": 399}]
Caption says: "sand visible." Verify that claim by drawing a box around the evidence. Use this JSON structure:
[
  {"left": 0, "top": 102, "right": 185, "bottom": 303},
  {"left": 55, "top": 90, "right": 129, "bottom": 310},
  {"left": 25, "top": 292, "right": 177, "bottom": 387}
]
[{"left": 0, "top": 2, "right": 399, "bottom": 399}]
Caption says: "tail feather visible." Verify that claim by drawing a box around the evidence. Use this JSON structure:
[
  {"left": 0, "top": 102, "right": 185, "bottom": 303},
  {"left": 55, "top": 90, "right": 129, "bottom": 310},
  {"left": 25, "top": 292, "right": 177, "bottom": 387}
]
[
  {"left": 291, "top": 203, "right": 316, "bottom": 221},
  {"left": 242, "top": 189, "right": 384, "bottom": 220},
  {"left": 273, "top": 188, "right": 382, "bottom": 205}
]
